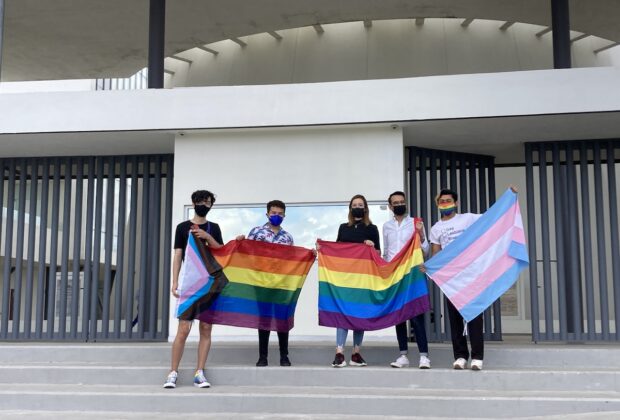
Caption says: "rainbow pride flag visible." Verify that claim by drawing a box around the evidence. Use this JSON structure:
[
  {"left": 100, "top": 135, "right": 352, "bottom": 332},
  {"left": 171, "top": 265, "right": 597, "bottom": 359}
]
[
  {"left": 176, "top": 233, "right": 229, "bottom": 320},
  {"left": 317, "top": 234, "right": 430, "bottom": 331},
  {"left": 424, "top": 189, "right": 529, "bottom": 322},
  {"left": 198, "top": 240, "right": 315, "bottom": 332}
]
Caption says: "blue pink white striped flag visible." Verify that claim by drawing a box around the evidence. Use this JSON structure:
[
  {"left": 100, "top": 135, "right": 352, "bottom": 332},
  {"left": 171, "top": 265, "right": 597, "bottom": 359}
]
[
  {"left": 176, "top": 233, "right": 228, "bottom": 320},
  {"left": 424, "top": 189, "right": 529, "bottom": 322}
]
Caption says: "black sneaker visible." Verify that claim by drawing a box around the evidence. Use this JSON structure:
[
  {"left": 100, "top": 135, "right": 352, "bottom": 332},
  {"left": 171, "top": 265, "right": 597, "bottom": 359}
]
[
  {"left": 256, "top": 357, "right": 268, "bottom": 367},
  {"left": 350, "top": 352, "right": 367, "bottom": 367},
  {"left": 331, "top": 352, "right": 346, "bottom": 368},
  {"left": 280, "top": 356, "right": 291, "bottom": 366}
]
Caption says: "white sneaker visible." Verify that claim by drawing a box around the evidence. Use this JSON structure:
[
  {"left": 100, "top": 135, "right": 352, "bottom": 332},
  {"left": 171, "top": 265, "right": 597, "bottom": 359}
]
[
  {"left": 418, "top": 355, "right": 431, "bottom": 369},
  {"left": 390, "top": 354, "right": 410, "bottom": 368},
  {"left": 193, "top": 370, "right": 211, "bottom": 388},
  {"left": 453, "top": 358, "right": 467, "bottom": 370},
  {"left": 163, "top": 370, "right": 177, "bottom": 388},
  {"left": 470, "top": 359, "right": 483, "bottom": 371}
]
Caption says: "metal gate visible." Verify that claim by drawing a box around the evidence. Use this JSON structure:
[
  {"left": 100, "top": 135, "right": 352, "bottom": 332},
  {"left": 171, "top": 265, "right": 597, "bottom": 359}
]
[
  {"left": 525, "top": 140, "right": 620, "bottom": 341},
  {"left": 0, "top": 155, "right": 173, "bottom": 341},
  {"left": 406, "top": 146, "right": 501, "bottom": 341}
]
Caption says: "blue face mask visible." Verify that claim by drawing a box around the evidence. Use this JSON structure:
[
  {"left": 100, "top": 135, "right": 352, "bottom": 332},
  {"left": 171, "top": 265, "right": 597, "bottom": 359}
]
[{"left": 268, "top": 214, "right": 284, "bottom": 226}]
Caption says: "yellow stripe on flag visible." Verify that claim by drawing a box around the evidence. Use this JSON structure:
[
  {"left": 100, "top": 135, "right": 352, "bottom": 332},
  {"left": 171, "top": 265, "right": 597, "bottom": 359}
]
[
  {"left": 223, "top": 266, "right": 306, "bottom": 291},
  {"left": 318, "top": 250, "right": 424, "bottom": 291}
]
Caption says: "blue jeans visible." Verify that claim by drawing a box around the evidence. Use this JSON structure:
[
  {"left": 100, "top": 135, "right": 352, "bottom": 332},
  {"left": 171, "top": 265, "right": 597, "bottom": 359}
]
[{"left": 336, "top": 328, "right": 364, "bottom": 349}]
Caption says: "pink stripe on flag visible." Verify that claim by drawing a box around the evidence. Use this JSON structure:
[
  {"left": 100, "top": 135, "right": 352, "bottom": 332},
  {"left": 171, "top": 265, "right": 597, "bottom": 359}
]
[
  {"left": 431, "top": 203, "right": 517, "bottom": 285},
  {"left": 513, "top": 227, "right": 526, "bottom": 244},
  {"left": 438, "top": 229, "right": 515, "bottom": 299},
  {"left": 180, "top": 248, "right": 210, "bottom": 298},
  {"left": 450, "top": 253, "right": 516, "bottom": 310}
]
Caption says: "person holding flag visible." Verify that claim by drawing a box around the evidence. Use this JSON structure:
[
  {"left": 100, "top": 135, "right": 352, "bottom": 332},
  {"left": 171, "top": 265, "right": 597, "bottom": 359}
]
[
  {"left": 429, "top": 188, "right": 484, "bottom": 370},
  {"left": 330, "top": 194, "right": 381, "bottom": 368},
  {"left": 317, "top": 194, "right": 431, "bottom": 368},
  {"left": 382, "top": 191, "right": 431, "bottom": 369},
  {"left": 427, "top": 186, "right": 525, "bottom": 371},
  {"left": 237, "top": 200, "right": 295, "bottom": 367},
  {"left": 164, "top": 190, "right": 223, "bottom": 389}
]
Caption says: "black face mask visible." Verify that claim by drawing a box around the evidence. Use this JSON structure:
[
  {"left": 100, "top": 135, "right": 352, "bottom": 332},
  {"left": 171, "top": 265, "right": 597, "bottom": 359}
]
[
  {"left": 393, "top": 205, "right": 407, "bottom": 216},
  {"left": 351, "top": 207, "right": 365, "bottom": 219},
  {"left": 194, "top": 204, "right": 210, "bottom": 217}
]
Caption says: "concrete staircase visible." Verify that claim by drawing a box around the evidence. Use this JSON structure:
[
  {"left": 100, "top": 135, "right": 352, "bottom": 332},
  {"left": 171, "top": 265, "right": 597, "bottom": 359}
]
[{"left": 1, "top": 339, "right": 620, "bottom": 419}]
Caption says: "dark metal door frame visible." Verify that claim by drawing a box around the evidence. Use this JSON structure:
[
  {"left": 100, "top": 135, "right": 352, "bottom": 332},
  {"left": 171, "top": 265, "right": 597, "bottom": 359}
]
[
  {"left": 406, "top": 146, "right": 500, "bottom": 342},
  {"left": 525, "top": 140, "right": 620, "bottom": 342},
  {"left": 0, "top": 155, "right": 173, "bottom": 341}
]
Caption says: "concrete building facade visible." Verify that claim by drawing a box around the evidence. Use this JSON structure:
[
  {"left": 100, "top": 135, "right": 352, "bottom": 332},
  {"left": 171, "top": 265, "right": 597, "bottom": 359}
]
[{"left": 1, "top": 1, "right": 620, "bottom": 343}]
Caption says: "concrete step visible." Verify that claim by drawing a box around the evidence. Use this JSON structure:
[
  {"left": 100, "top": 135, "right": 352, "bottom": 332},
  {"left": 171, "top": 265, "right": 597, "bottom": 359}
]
[
  {"left": 2, "top": 342, "right": 620, "bottom": 418},
  {"left": 2, "top": 413, "right": 620, "bottom": 420},
  {"left": 0, "top": 411, "right": 429, "bottom": 420},
  {"left": 2, "top": 364, "right": 619, "bottom": 393},
  {"left": 1, "top": 384, "right": 620, "bottom": 418},
  {"left": 1, "top": 341, "right": 620, "bottom": 369}
]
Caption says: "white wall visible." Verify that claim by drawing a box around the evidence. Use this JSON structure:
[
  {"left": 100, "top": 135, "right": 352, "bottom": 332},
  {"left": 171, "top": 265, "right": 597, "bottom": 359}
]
[
  {"left": 2, "top": 67, "right": 620, "bottom": 136},
  {"left": 0, "top": 79, "right": 94, "bottom": 93},
  {"left": 170, "top": 124, "right": 405, "bottom": 341}
]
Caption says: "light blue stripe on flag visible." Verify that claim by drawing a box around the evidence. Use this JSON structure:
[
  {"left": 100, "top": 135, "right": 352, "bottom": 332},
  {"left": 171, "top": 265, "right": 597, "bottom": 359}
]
[
  {"left": 176, "top": 276, "right": 214, "bottom": 317},
  {"left": 459, "top": 261, "right": 527, "bottom": 322},
  {"left": 425, "top": 189, "right": 517, "bottom": 275}
]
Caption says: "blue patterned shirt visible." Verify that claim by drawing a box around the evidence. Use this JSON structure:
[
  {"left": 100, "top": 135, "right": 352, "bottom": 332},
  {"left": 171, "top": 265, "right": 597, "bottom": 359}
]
[{"left": 247, "top": 223, "right": 294, "bottom": 245}]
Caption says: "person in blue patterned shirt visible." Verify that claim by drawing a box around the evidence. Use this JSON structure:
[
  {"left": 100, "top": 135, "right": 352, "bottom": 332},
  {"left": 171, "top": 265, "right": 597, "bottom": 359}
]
[
  {"left": 246, "top": 202, "right": 294, "bottom": 246},
  {"left": 236, "top": 200, "right": 294, "bottom": 366}
]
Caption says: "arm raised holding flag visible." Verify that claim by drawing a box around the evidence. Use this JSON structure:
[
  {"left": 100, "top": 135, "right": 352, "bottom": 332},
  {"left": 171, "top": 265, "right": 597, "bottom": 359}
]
[{"left": 425, "top": 187, "right": 527, "bottom": 371}]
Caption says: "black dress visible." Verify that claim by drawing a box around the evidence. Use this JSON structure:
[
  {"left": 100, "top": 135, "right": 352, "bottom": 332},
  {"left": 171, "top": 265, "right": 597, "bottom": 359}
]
[{"left": 336, "top": 221, "right": 381, "bottom": 251}]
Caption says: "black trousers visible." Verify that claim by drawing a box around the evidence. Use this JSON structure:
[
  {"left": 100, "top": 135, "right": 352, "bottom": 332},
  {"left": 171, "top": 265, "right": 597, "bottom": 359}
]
[
  {"left": 446, "top": 299, "right": 484, "bottom": 360},
  {"left": 395, "top": 313, "right": 428, "bottom": 353},
  {"left": 258, "top": 329, "right": 289, "bottom": 358}
]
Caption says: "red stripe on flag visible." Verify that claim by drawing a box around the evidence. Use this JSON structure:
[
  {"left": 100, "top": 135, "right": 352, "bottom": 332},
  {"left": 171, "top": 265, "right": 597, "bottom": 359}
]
[{"left": 211, "top": 239, "right": 314, "bottom": 262}]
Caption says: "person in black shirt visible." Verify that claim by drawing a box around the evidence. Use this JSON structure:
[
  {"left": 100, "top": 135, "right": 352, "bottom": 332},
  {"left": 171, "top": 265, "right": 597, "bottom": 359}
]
[
  {"left": 331, "top": 194, "right": 380, "bottom": 368},
  {"left": 164, "top": 190, "right": 223, "bottom": 389}
]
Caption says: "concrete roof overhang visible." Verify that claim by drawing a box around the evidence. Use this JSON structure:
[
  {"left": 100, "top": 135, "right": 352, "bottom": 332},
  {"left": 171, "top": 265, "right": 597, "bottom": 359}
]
[
  {"left": 3, "top": 0, "right": 620, "bottom": 81},
  {"left": 1, "top": 67, "right": 619, "bottom": 164},
  {"left": 2, "top": 113, "right": 619, "bottom": 165}
]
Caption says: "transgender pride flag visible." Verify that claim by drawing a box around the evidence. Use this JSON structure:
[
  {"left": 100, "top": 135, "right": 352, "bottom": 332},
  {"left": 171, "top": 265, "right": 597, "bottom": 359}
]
[
  {"left": 176, "top": 233, "right": 228, "bottom": 319},
  {"left": 424, "top": 189, "right": 529, "bottom": 322}
]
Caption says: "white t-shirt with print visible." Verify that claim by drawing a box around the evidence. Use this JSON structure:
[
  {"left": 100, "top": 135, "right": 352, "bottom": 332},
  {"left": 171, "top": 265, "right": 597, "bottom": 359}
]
[{"left": 429, "top": 213, "right": 481, "bottom": 249}]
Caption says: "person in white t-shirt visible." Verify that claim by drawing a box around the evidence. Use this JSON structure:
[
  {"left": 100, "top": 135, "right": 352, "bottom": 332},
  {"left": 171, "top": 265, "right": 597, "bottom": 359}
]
[
  {"left": 382, "top": 191, "right": 431, "bottom": 369},
  {"left": 428, "top": 188, "right": 484, "bottom": 371}
]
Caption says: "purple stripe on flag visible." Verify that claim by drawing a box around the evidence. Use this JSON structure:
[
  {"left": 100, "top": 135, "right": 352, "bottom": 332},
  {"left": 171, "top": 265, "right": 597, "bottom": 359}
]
[
  {"left": 318, "top": 295, "right": 430, "bottom": 331},
  {"left": 199, "top": 310, "right": 294, "bottom": 332}
]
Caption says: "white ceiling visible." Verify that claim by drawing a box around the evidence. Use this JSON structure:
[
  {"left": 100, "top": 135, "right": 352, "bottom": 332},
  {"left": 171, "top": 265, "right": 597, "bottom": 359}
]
[
  {"left": 0, "top": 131, "right": 175, "bottom": 158},
  {"left": 1, "top": 112, "right": 618, "bottom": 165},
  {"left": 402, "top": 112, "right": 620, "bottom": 164},
  {"left": 3, "top": 0, "right": 620, "bottom": 81}
]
